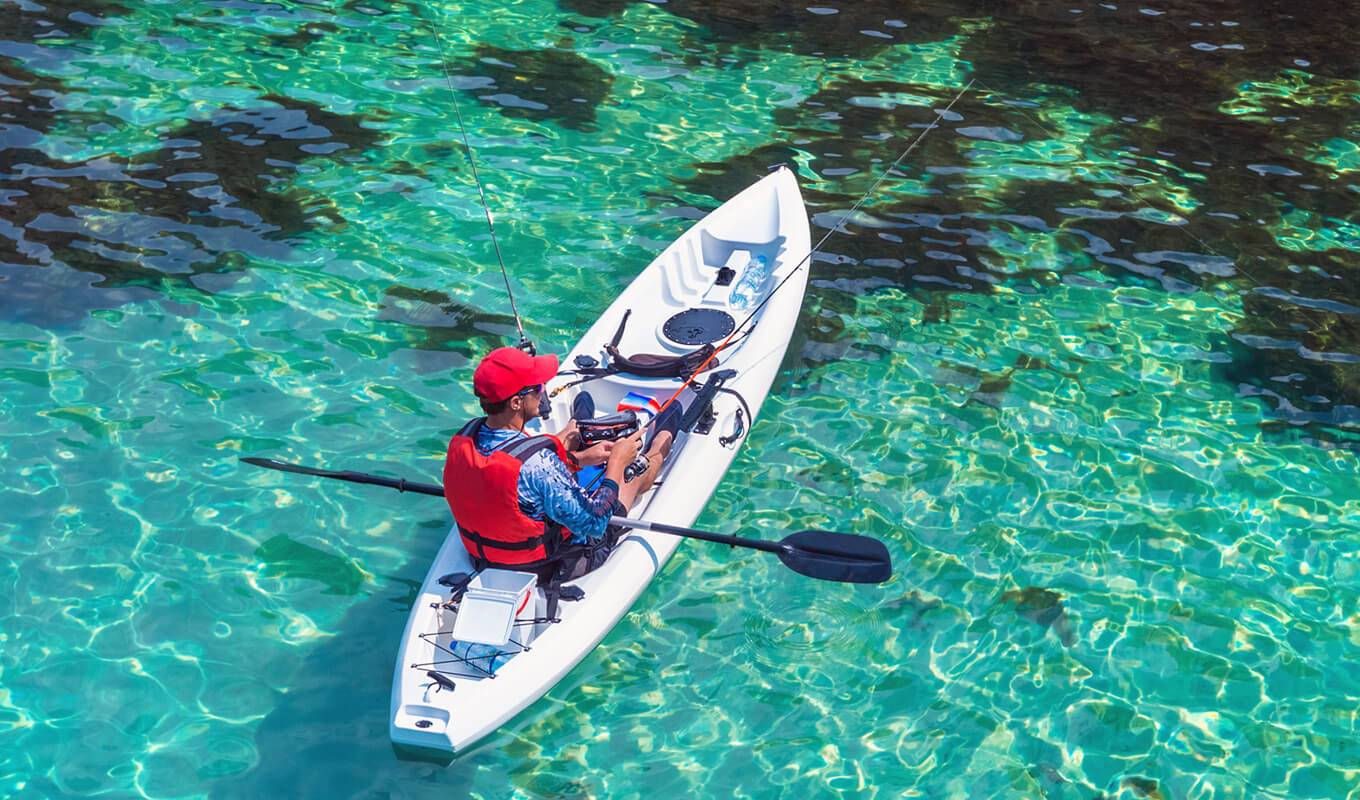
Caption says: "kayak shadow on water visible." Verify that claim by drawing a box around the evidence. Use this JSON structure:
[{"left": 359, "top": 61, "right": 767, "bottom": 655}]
[
  {"left": 208, "top": 521, "right": 486, "bottom": 799},
  {"left": 211, "top": 518, "right": 611, "bottom": 798}
]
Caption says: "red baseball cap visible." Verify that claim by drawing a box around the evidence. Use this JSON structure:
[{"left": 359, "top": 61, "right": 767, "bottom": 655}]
[{"left": 473, "top": 347, "right": 559, "bottom": 402}]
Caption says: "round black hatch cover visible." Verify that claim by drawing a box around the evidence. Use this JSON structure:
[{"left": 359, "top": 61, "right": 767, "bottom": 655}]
[{"left": 662, "top": 308, "right": 735, "bottom": 345}]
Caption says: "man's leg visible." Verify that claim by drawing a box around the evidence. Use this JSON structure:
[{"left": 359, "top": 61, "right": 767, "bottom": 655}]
[
  {"left": 558, "top": 526, "right": 625, "bottom": 580},
  {"left": 617, "top": 429, "right": 673, "bottom": 507}
]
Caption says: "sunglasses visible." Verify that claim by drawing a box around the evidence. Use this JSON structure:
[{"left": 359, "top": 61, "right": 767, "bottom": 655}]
[{"left": 513, "top": 383, "right": 545, "bottom": 399}]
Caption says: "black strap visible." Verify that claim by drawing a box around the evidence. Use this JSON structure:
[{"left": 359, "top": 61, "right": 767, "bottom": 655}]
[
  {"left": 460, "top": 526, "right": 557, "bottom": 551},
  {"left": 542, "top": 518, "right": 569, "bottom": 559},
  {"left": 609, "top": 309, "right": 632, "bottom": 348},
  {"left": 501, "top": 435, "right": 558, "bottom": 463},
  {"left": 605, "top": 342, "right": 718, "bottom": 378},
  {"left": 458, "top": 419, "right": 557, "bottom": 461}
]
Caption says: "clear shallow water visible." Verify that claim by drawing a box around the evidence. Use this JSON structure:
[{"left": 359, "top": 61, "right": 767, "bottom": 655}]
[{"left": 3, "top": 0, "right": 1359, "bottom": 798}]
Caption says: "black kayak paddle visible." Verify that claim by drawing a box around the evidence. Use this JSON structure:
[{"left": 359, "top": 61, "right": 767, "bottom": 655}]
[
  {"left": 241, "top": 457, "right": 445, "bottom": 496},
  {"left": 239, "top": 456, "right": 892, "bottom": 584},
  {"left": 605, "top": 517, "right": 891, "bottom": 584}
]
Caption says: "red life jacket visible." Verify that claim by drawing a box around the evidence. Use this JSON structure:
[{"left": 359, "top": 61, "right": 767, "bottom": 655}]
[{"left": 443, "top": 418, "right": 574, "bottom": 568}]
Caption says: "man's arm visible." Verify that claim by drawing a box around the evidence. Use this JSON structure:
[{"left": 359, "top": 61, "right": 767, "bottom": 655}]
[{"left": 518, "top": 450, "right": 621, "bottom": 541}]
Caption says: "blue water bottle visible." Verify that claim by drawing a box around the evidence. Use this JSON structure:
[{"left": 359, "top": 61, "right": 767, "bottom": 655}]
[{"left": 729, "top": 254, "right": 768, "bottom": 310}]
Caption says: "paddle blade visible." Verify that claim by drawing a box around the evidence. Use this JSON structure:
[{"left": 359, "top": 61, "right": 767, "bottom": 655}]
[{"left": 776, "top": 531, "right": 892, "bottom": 584}]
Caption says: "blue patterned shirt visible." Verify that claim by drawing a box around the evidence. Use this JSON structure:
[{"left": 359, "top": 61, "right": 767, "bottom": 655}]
[{"left": 475, "top": 425, "right": 618, "bottom": 542}]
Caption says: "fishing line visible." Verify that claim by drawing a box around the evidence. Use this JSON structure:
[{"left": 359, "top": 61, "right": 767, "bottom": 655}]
[
  {"left": 653, "top": 79, "right": 978, "bottom": 416},
  {"left": 425, "top": 20, "right": 532, "bottom": 352},
  {"left": 744, "top": 78, "right": 978, "bottom": 332},
  {"left": 967, "top": 77, "right": 1308, "bottom": 324}
]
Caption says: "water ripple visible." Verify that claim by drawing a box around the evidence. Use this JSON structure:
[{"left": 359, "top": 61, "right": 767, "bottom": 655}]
[{"left": 4, "top": 0, "right": 1360, "bottom": 798}]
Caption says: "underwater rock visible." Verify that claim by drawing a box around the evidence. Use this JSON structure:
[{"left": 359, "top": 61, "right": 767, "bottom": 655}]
[
  {"left": 558, "top": 0, "right": 960, "bottom": 59},
  {"left": 955, "top": 3, "right": 1360, "bottom": 433},
  {"left": 976, "top": 368, "right": 1015, "bottom": 396},
  {"left": 921, "top": 298, "right": 961, "bottom": 325},
  {"left": 792, "top": 305, "right": 854, "bottom": 372},
  {"left": 1001, "top": 586, "right": 1076, "bottom": 647},
  {"left": 265, "top": 21, "right": 340, "bottom": 54},
  {"left": 0, "top": 60, "right": 64, "bottom": 122},
  {"left": 1120, "top": 776, "right": 1165, "bottom": 800},
  {"left": 557, "top": 0, "right": 631, "bottom": 18},
  {"left": 927, "top": 361, "right": 1023, "bottom": 410},
  {"left": 0, "top": 0, "right": 130, "bottom": 41},
  {"left": 376, "top": 286, "right": 518, "bottom": 354},
  {"left": 882, "top": 590, "right": 941, "bottom": 630},
  {"left": 0, "top": 84, "right": 382, "bottom": 327},
  {"left": 1223, "top": 281, "right": 1360, "bottom": 442},
  {"left": 661, "top": 5, "right": 1360, "bottom": 444},
  {"left": 131, "top": 94, "right": 380, "bottom": 227},
  {"left": 963, "top": 354, "right": 1084, "bottom": 409},
  {"left": 457, "top": 45, "right": 613, "bottom": 132},
  {"left": 960, "top": 0, "right": 1360, "bottom": 122}
]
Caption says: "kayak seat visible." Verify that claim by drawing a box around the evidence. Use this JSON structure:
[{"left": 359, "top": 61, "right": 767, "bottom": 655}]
[
  {"left": 606, "top": 343, "right": 718, "bottom": 378},
  {"left": 601, "top": 308, "right": 720, "bottom": 378}
]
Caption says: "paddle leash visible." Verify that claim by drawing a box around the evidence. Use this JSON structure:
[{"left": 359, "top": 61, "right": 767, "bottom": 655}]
[{"left": 239, "top": 457, "right": 892, "bottom": 584}]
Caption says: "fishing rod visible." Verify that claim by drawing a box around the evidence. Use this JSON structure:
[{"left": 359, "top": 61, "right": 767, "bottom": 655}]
[
  {"left": 652, "top": 79, "right": 977, "bottom": 416},
  {"left": 426, "top": 21, "right": 534, "bottom": 354}
]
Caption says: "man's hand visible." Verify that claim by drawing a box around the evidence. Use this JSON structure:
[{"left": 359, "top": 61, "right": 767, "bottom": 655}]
[
  {"left": 574, "top": 440, "right": 613, "bottom": 467},
  {"left": 558, "top": 419, "right": 582, "bottom": 451},
  {"left": 606, "top": 430, "right": 644, "bottom": 476}
]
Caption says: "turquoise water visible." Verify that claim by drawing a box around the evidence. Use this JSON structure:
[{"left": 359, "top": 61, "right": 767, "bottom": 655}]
[{"left": 4, "top": 0, "right": 1360, "bottom": 797}]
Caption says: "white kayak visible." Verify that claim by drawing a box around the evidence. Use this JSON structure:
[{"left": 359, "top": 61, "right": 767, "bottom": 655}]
[{"left": 389, "top": 166, "right": 811, "bottom": 755}]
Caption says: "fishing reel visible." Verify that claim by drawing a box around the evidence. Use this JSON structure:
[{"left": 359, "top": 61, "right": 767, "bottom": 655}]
[
  {"left": 623, "top": 453, "right": 649, "bottom": 482},
  {"left": 577, "top": 410, "right": 640, "bottom": 445},
  {"left": 575, "top": 409, "right": 651, "bottom": 482}
]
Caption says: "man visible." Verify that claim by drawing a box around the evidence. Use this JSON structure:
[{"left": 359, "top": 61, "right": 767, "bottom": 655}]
[{"left": 443, "top": 346, "right": 675, "bottom": 582}]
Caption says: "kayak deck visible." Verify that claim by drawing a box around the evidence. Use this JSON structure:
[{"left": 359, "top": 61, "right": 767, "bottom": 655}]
[{"left": 390, "top": 166, "right": 810, "bottom": 755}]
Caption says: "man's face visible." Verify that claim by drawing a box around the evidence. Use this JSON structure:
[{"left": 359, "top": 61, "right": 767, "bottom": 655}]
[{"left": 514, "top": 384, "right": 545, "bottom": 416}]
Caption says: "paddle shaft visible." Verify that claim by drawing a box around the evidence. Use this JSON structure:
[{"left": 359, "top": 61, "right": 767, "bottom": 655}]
[
  {"left": 241, "top": 457, "right": 890, "bottom": 583},
  {"left": 609, "top": 516, "right": 783, "bottom": 554},
  {"left": 239, "top": 458, "right": 444, "bottom": 497},
  {"left": 243, "top": 459, "right": 775, "bottom": 551}
]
